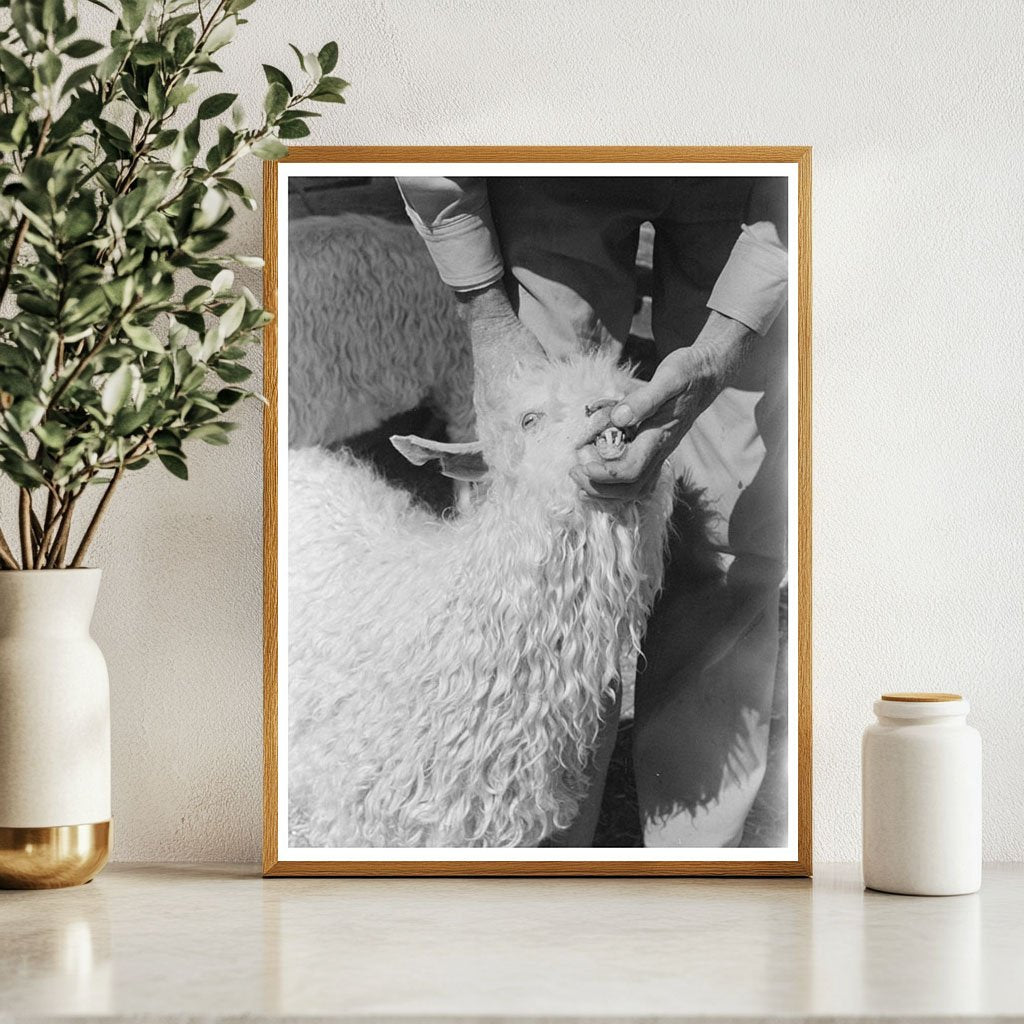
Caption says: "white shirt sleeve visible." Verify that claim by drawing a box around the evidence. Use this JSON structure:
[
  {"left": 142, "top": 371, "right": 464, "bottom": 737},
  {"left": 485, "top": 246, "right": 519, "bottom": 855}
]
[
  {"left": 707, "top": 221, "right": 789, "bottom": 336},
  {"left": 395, "top": 177, "right": 505, "bottom": 292}
]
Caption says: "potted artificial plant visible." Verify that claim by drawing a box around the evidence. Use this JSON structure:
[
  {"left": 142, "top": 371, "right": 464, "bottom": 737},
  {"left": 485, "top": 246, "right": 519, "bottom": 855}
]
[{"left": 0, "top": 0, "right": 343, "bottom": 887}]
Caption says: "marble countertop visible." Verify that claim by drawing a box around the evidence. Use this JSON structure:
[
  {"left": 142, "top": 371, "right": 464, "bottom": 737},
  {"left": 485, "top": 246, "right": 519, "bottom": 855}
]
[{"left": 2, "top": 862, "right": 1021, "bottom": 1021}]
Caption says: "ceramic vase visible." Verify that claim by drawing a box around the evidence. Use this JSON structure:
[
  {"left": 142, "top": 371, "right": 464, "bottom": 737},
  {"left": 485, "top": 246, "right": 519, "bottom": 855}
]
[{"left": 0, "top": 569, "right": 111, "bottom": 888}]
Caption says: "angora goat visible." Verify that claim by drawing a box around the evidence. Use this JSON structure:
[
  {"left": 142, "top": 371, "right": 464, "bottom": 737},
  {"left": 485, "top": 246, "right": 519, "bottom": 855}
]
[
  {"left": 287, "top": 213, "right": 474, "bottom": 447},
  {"left": 288, "top": 352, "right": 675, "bottom": 848}
]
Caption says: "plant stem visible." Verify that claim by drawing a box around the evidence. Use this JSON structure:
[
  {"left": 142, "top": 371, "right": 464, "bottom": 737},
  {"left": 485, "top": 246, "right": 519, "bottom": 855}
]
[
  {"left": 45, "top": 492, "right": 79, "bottom": 569},
  {"left": 18, "top": 489, "right": 34, "bottom": 569},
  {"left": 35, "top": 487, "right": 65, "bottom": 566},
  {"left": 42, "top": 489, "right": 56, "bottom": 533},
  {"left": 29, "top": 507, "right": 43, "bottom": 548},
  {"left": 0, "top": 113, "right": 52, "bottom": 309},
  {"left": 46, "top": 299, "right": 138, "bottom": 413},
  {"left": 70, "top": 465, "right": 123, "bottom": 568},
  {"left": 0, "top": 527, "right": 19, "bottom": 570},
  {"left": 0, "top": 216, "right": 30, "bottom": 310}
]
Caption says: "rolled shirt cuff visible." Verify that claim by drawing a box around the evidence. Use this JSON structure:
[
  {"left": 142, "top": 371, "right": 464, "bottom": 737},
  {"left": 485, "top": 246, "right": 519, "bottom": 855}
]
[
  {"left": 401, "top": 204, "right": 505, "bottom": 292},
  {"left": 707, "top": 223, "right": 789, "bottom": 336}
]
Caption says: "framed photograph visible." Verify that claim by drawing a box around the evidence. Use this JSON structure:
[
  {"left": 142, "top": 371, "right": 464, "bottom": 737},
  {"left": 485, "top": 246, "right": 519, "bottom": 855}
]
[{"left": 263, "top": 147, "right": 811, "bottom": 876}]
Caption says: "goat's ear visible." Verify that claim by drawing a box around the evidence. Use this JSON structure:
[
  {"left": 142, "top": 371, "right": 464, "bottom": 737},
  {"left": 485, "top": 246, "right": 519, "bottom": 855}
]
[{"left": 389, "top": 435, "right": 489, "bottom": 481}]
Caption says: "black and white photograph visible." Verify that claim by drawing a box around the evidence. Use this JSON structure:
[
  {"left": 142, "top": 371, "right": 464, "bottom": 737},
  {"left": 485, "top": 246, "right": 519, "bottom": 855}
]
[{"left": 265, "top": 151, "right": 810, "bottom": 874}]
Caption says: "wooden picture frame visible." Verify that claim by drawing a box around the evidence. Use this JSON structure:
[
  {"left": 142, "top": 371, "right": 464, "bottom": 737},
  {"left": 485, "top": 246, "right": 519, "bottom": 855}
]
[{"left": 263, "top": 147, "right": 812, "bottom": 877}]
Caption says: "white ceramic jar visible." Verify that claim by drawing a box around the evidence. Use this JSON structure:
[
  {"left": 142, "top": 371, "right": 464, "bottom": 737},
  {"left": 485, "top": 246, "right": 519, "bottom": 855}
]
[{"left": 862, "top": 692, "right": 981, "bottom": 895}]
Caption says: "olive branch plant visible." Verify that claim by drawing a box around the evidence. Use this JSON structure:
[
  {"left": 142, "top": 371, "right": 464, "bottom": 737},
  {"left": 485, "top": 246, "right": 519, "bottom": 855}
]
[{"left": 0, "top": 0, "right": 345, "bottom": 569}]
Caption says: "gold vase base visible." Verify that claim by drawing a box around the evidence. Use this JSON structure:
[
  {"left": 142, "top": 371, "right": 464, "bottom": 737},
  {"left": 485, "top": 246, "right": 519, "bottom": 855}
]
[{"left": 0, "top": 821, "right": 110, "bottom": 889}]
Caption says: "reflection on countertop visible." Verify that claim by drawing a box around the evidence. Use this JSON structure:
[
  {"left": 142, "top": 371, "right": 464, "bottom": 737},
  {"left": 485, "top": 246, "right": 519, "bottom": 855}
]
[{"left": 1, "top": 862, "right": 1021, "bottom": 1020}]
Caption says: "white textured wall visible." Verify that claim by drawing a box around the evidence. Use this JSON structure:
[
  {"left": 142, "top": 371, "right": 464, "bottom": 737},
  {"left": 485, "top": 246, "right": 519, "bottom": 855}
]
[{"left": 73, "top": 0, "right": 1024, "bottom": 862}]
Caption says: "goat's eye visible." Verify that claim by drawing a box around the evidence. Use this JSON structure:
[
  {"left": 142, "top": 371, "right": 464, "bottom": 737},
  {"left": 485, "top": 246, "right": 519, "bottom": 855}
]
[{"left": 520, "top": 411, "right": 542, "bottom": 431}]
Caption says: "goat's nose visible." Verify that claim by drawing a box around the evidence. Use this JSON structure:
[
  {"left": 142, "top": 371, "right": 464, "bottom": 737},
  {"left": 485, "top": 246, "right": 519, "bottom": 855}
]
[{"left": 584, "top": 398, "right": 618, "bottom": 417}]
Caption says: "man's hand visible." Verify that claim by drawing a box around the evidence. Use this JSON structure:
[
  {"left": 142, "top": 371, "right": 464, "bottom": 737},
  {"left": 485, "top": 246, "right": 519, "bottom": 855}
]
[
  {"left": 571, "top": 312, "right": 755, "bottom": 501},
  {"left": 456, "top": 283, "right": 547, "bottom": 418}
]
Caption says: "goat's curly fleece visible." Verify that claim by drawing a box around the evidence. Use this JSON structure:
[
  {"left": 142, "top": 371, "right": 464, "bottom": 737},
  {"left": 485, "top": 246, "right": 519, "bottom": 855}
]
[
  {"left": 288, "top": 213, "right": 474, "bottom": 446},
  {"left": 288, "top": 354, "right": 674, "bottom": 848}
]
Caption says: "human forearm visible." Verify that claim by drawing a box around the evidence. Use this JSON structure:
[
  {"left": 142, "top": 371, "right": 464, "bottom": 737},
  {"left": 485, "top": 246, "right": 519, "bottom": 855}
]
[
  {"left": 686, "top": 310, "right": 757, "bottom": 395},
  {"left": 455, "top": 283, "right": 546, "bottom": 415}
]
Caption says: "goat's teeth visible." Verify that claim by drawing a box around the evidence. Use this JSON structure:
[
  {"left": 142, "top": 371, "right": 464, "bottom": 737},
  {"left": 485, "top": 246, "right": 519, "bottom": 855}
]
[{"left": 595, "top": 426, "right": 626, "bottom": 460}]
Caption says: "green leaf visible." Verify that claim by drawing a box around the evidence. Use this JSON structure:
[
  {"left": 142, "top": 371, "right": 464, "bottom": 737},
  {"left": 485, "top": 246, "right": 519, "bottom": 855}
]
[
  {"left": 251, "top": 137, "right": 287, "bottom": 160},
  {"left": 300, "top": 50, "right": 321, "bottom": 80},
  {"left": 277, "top": 120, "right": 310, "bottom": 140},
  {"left": 210, "top": 269, "right": 234, "bottom": 294},
  {"left": 262, "top": 63, "right": 292, "bottom": 94},
  {"left": 55, "top": 9, "right": 78, "bottom": 39},
  {"left": 0, "top": 421, "right": 30, "bottom": 456},
  {"left": 34, "top": 420, "right": 70, "bottom": 449},
  {"left": 102, "top": 277, "right": 135, "bottom": 309},
  {"left": 215, "top": 388, "right": 247, "bottom": 408},
  {"left": 158, "top": 452, "right": 188, "bottom": 479},
  {"left": 63, "top": 38, "right": 104, "bottom": 58},
  {"left": 217, "top": 296, "right": 246, "bottom": 339},
  {"left": 149, "top": 128, "right": 177, "bottom": 149},
  {"left": 112, "top": 403, "right": 153, "bottom": 435},
  {"left": 0, "top": 346, "right": 30, "bottom": 370},
  {"left": 173, "top": 26, "right": 196, "bottom": 65},
  {"left": 123, "top": 321, "right": 164, "bottom": 353},
  {"left": 0, "top": 49, "right": 33, "bottom": 86},
  {"left": 101, "top": 365, "right": 133, "bottom": 415},
  {"left": 60, "top": 62, "right": 97, "bottom": 96},
  {"left": 17, "top": 292, "right": 58, "bottom": 317},
  {"left": 264, "top": 81, "right": 289, "bottom": 117},
  {"left": 309, "top": 88, "right": 346, "bottom": 104},
  {"left": 41, "top": 0, "right": 67, "bottom": 33},
  {"left": 166, "top": 82, "right": 199, "bottom": 107},
  {"left": 1, "top": 455, "right": 46, "bottom": 487},
  {"left": 98, "top": 118, "right": 132, "bottom": 149},
  {"left": 132, "top": 42, "right": 168, "bottom": 66},
  {"left": 96, "top": 43, "right": 128, "bottom": 81},
  {"left": 112, "top": 188, "right": 148, "bottom": 229},
  {"left": 156, "top": 359, "right": 173, "bottom": 391},
  {"left": 155, "top": 429, "right": 182, "bottom": 453},
  {"left": 61, "top": 201, "right": 97, "bottom": 240},
  {"left": 181, "top": 364, "right": 206, "bottom": 391},
  {"left": 11, "top": 1, "right": 45, "bottom": 52},
  {"left": 195, "top": 186, "right": 227, "bottom": 229},
  {"left": 214, "top": 362, "right": 251, "bottom": 384},
  {"left": 38, "top": 51, "right": 62, "bottom": 86},
  {"left": 143, "top": 73, "right": 162, "bottom": 116},
  {"left": 198, "top": 91, "right": 237, "bottom": 119},
  {"left": 318, "top": 75, "right": 349, "bottom": 93},
  {"left": 189, "top": 422, "right": 230, "bottom": 445},
  {"left": 10, "top": 399, "right": 45, "bottom": 432},
  {"left": 203, "top": 15, "right": 236, "bottom": 53},
  {"left": 63, "top": 288, "right": 108, "bottom": 327},
  {"left": 168, "top": 117, "right": 201, "bottom": 170},
  {"left": 121, "top": 0, "right": 153, "bottom": 33},
  {"left": 317, "top": 41, "right": 339, "bottom": 75}
]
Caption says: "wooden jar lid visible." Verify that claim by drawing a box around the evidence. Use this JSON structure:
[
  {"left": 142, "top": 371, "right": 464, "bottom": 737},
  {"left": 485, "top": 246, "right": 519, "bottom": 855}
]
[{"left": 881, "top": 692, "right": 962, "bottom": 702}]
